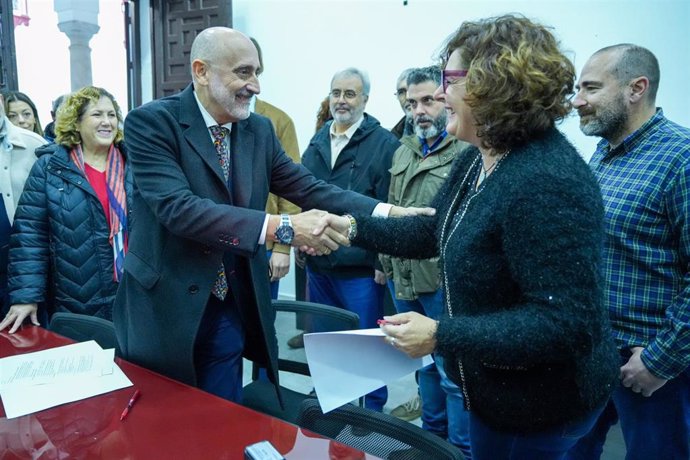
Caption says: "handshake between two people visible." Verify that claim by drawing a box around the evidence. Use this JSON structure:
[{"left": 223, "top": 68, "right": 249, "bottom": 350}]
[{"left": 269, "top": 206, "right": 435, "bottom": 256}]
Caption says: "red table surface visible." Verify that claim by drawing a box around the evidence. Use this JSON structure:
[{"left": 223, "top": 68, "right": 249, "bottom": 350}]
[{"left": 0, "top": 326, "right": 378, "bottom": 460}]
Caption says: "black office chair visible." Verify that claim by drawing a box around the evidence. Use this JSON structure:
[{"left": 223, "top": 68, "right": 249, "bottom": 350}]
[
  {"left": 48, "top": 312, "right": 120, "bottom": 355},
  {"left": 297, "top": 398, "right": 465, "bottom": 460},
  {"left": 242, "top": 299, "right": 360, "bottom": 424}
]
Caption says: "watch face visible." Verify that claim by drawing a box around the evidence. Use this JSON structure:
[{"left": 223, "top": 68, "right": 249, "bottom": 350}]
[{"left": 276, "top": 225, "right": 294, "bottom": 245}]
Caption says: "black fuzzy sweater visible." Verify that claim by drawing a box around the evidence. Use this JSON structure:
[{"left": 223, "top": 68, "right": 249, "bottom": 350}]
[{"left": 353, "top": 129, "right": 618, "bottom": 433}]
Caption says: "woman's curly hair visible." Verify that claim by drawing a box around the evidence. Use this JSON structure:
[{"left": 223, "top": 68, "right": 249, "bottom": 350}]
[
  {"left": 315, "top": 96, "right": 333, "bottom": 133},
  {"left": 55, "top": 86, "right": 124, "bottom": 147},
  {"left": 440, "top": 14, "right": 575, "bottom": 152}
]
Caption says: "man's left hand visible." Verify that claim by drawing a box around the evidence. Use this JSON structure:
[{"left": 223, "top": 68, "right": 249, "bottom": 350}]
[
  {"left": 620, "top": 346, "right": 668, "bottom": 397},
  {"left": 269, "top": 251, "right": 290, "bottom": 281}
]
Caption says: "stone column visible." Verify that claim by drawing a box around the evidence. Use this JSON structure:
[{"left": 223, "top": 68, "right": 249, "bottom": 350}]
[{"left": 54, "top": 0, "right": 100, "bottom": 91}]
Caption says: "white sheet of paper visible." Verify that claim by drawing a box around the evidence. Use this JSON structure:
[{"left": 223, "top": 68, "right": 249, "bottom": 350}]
[
  {"left": 304, "top": 328, "right": 432, "bottom": 413},
  {"left": 0, "top": 343, "right": 133, "bottom": 419},
  {"left": 0, "top": 340, "right": 110, "bottom": 388}
]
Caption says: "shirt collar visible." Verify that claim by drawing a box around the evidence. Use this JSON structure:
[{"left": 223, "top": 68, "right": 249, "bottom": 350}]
[
  {"left": 0, "top": 116, "right": 32, "bottom": 151},
  {"left": 420, "top": 130, "right": 448, "bottom": 156},
  {"left": 598, "top": 108, "right": 664, "bottom": 158},
  {"left": 330, "top": 115, "right": 364, "bottom": 139},
  {"left": 193, "top": 91, "right": 234, "bottom": 132}
]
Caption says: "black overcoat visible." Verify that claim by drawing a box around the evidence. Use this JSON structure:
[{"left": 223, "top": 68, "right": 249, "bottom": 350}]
[{"left": 113, "top": 85, "right": 378, "bottom": 395}]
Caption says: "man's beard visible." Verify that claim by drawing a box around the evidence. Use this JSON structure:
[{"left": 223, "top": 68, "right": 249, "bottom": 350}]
[
  {"left": 332, "top": 104, "right": 364, "bottom": 127},
  {"left": 208, "top": 75, "right": 252, "bottom": 121},
  {"left": 413, "top": 112, "right": 447, "bottom": 140},
  {"left": 579, "top": 95, "right": 628, "bottom": 141}
]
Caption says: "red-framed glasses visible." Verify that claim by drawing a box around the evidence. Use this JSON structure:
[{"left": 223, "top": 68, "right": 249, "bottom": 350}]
[{"left": 442, "top": 69, "right": 468, "bottom": 92}]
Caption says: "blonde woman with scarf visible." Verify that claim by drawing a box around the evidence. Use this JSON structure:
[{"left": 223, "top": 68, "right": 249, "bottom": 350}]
[{"left": 1, "top": 87, "right": 131, "bottom": 333}]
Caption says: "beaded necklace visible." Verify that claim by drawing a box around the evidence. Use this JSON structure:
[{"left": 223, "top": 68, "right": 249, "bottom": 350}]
[
  {"left": 437, "top": 149, "right": 510, "bottom": 409},
  {"left": 440, "top": 149, "right": 511, "bottom": 313},
  {"left": 476, "top": 152, "right": 507, "bottom": 189}
]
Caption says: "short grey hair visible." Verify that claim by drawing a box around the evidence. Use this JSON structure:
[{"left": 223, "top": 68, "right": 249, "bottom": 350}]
[
  {"left": 595, "top": 43, "right": 660, "bottom": 103},
  {"left": 407, "top": 65, "right": 442, "bottom": 87},
  {"left": 331, "top": 68, "right": 370, "bottom": 96},
  {"left": 396, "top": 68, "right": 415, "bottom": 87}
]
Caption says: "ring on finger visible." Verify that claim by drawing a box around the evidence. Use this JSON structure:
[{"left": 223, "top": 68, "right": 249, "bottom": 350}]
[{"left": 390, "top": 337, "right": 397, "bottom": 347}]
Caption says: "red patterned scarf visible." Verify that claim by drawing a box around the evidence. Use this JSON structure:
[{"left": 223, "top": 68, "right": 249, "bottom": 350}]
[{"left": 70, "top": 144, "right": 128, "bottom": 281}]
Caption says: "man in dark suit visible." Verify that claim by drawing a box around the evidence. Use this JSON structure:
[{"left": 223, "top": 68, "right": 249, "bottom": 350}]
[{"left": 113, "top": 27, "right": 421, "bottom": 403}]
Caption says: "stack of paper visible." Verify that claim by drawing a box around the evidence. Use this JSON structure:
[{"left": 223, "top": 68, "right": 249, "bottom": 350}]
[{"left": 0, "top": 340, "right": 132, "bottom": 419}]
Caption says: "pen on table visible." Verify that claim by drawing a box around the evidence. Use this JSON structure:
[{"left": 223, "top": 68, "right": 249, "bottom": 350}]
[{"left": 120, "top": 389, "right": 141, "bottom": 421}]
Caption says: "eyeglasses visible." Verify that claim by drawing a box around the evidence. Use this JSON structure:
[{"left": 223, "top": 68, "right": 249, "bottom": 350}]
[
  {"left": 330, "top": 89, "right": 358, "bottom": 101},
  {"left": 394, "top": 88, "right": 407, "bottom": 97},
  {"left": 442, "top": 69, "right": 468, "bottom": 92}
]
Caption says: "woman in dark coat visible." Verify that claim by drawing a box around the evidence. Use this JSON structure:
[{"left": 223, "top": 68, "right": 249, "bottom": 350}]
[
  {"left": 0, "top": 86, "right": 132, "bottom": 332},
  {"left": 326, "top": 14, "right": 618, "bottom": 460}
]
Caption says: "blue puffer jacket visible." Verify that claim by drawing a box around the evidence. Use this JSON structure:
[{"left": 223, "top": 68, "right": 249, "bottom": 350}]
[{"left": 8, "top": 143, "right": 133, "bottom": 320}]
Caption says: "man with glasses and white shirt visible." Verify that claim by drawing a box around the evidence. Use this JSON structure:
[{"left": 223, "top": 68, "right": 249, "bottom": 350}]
[{"left": 301, "top": 67, "right": 400, "bottom": 412}]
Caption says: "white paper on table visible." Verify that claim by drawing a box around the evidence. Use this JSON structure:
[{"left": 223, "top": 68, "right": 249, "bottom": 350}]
[
  {"left": 0, "top": 343, "right": 133, "bottom": 419},
  {"left": 0, "top": 340, "right": 112, "bottom": 388},
  {"left": 304, "top": 328, "right": 433, "bottom": 413}
]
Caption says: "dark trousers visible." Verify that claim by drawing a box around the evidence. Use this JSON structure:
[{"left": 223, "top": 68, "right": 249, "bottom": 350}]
[
  {"left": 566, "top": 359, "right": 690, "bottom": 460},
  {"left": 471, "top": 404, "right": 605, "bottom": 460},
  {"left": 194, "top": 293, "right": 245, "bottom": 402}
]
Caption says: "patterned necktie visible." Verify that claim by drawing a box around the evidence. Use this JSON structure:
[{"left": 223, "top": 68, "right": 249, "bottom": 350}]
[
  {"left": 209, "top": 125, "right": 230, "bottom": 181},
  {"left": 209, "top": 125, "right": 230, "bottom": 300}
]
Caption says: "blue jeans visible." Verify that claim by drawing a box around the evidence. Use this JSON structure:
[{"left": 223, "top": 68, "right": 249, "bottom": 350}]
[
  {"left": 308, "top": 269, "right": 387, "bottom": 411},
  {"left": 388, "top": 282, "right": 471, "bottom": 458},
  {"left": 566, "top": 356, "right": 690, "bottom": 460},
  {"left": 471, "top": 404, "right": 605, "bottom": 460}
]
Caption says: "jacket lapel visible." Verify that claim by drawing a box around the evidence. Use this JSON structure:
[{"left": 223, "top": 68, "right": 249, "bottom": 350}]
[{"left": 178, "top": 86, "right": 229, "bottom": 195}]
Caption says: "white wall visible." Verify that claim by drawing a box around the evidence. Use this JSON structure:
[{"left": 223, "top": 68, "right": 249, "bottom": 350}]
[
  {"left": 13, "top": 0, "right": 128, "bottom": 123},
  {"left": 233, "top": 0, "right": 690, "bottom": 300},
  {"left": 234, "top": 0, "right": 689, "bottom": 161}
]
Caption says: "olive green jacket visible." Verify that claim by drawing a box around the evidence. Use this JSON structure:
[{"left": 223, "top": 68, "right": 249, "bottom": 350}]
[
  {"left": 380, "top": 133, "right": 468, "bottom": 299},
  {"left": 255, "top": 98, "right": 301, "bottom": 254}
]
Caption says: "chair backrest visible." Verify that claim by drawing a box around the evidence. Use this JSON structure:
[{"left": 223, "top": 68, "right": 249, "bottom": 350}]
[
  {"left": 48, "top": 312, "right": 119, "bottom": 354},
  {"left": 297, "top": 399, "right": 465, "bottom": 460},
  {"left": 260, "top": 299, "right": 361, "bottom": 378}
]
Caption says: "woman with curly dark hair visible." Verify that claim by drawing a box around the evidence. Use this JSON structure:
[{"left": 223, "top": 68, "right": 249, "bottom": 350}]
[
  {"left": 325, "top": 14, "right": 619, "bottom": 459},
  {"left": 1, "top": 87, "right": 132, "bottom": 332}
]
